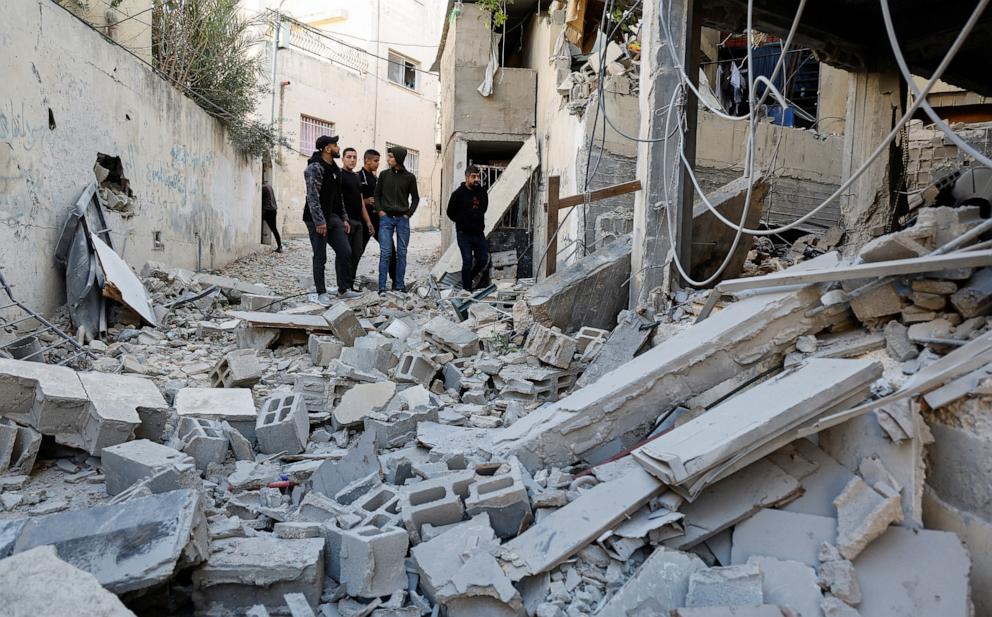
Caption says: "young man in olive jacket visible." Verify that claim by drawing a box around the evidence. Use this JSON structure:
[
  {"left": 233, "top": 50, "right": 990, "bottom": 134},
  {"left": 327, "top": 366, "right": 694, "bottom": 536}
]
[
  {"left": 446, "top": 165, "right": 489, "bottom": 291},
  {"left": 373, "top": 146, "right": 419, "bottom": 293}
]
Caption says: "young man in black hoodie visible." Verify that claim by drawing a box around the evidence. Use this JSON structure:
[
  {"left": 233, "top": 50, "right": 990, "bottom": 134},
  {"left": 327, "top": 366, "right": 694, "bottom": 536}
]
[
  {"left": 303, "top": 135, "right": 359, "bottom": 304},
  {"left": 447, "top": 165, "right": 489, "bottom": 291},
  {"left": 374, "top": 146, "right": 419, "bottom": 293},
  {"left": 359, "top": 149, "right": 398, "bottom": 288}
]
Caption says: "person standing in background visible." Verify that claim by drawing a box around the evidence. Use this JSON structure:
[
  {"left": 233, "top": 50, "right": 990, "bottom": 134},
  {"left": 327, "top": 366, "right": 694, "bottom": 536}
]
[
  {"left": 359, "top": 149, "right": 397, "bottom": 288},
  {"left": 261, "top": 179, "right": 283, "bottom": 253},
  {"left": 340, "top": 147, "right": 374, "bottom": 290},
  {"left": 373, "top": 146, "right": 418, "bottom": 294},
  {"left": 446, "top": 165, "right": 489, "bottom": 291}
]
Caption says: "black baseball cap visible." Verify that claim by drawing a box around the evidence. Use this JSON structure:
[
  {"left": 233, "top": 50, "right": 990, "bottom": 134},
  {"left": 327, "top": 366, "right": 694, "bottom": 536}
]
[{"left": 315, "top": 135, "right": 339, "bottom": 149}]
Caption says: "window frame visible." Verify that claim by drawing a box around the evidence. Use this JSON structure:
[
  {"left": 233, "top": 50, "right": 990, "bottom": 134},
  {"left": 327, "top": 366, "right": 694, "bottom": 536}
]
[
  {"left": 386, "top": 50, "right": 419, "bottom": 92},
  {"left": 299, "top": 114, "right": 336, "bottom": 154}
]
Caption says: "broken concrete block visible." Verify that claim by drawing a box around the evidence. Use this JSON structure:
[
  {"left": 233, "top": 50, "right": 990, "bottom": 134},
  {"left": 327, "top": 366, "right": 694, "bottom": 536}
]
[
  {"left": 323, "top": 302, "right": 366, "bottom": 346},
  {"left": 673, "top": 607, "right": 794, "bottom": 617},
  {"left": 102, "top": 439, "right": 199, "bottom": 496},
  {"left": 575, "top": 326, "right": 609, "bottom": 357},
  {"left": 311, "top": 431, "right": 381, "bottom": 501},
  {"left": 72, "top": 371, "right": 167, "bottom": 455},
  {"left": 365, "top": 406, "right": 438, "bottom": 450},
  {"left": 950, "top": 267, "right": 992, "bottom": 318},
  {"left": 691, "top": 176, "right": 769, "bottom": 282},
  {"left": 846, "top": 281, "right": 906, "bottom": 321},
  {"left": 817, "top": 543, "right": 861, "bottom": 605},
  {"left": 383, "top": 318, "right": 413, "bottom": 341},
  {"left": 239, "top": 293, "right": 283, "bottom": 312},
  {"left": 256, "top": 392, "right": 309, "bottom": 455},
  {"left": 339, "top": 524, "right": 409, "bottom": 598},
  {"left": 685, "top": 564, "right": 764, "bottom": 608},
  {"left": 0, "top": 489, "right": 208, "bottom": 594},
  {"left": 0, "top": 545, "right": 137, "bottom": 617},
  {"left": 4, "top": 421, "right": 40, "bottom": 475},
  {"left": 179, "top": 417, "right": 230, "bottom": 471},
  {"left": 440, "top": 551, "right": 525, "bottom": 616},
  {"left": 394, "top": 352, "right": 439, "bottom": 386},
  {"left": 747, "top": 555, "right": 822, "bottom": 617},
  {"left": 192, "top": 536, "right": 324, "bottom": 616},
  {"left": 0, "top": 420, "right": 16, "bottom": 474},
  {"left": 575, "top": 310, "right": 654, "bottom": 388},
  {"left": 526, "top": 234, "right": 632, "bottom": 331},
  {"left": 833, "top": 476, "right": 902, "bottom": 560},
  {"left": 493, "top": 257, "right": 842, "bottom": 472},
  {"left": 210, "top": 350, "right": 262, "bottom": 388},
  {"left": 236, "top": 324, "right": 280, "bottom": 350},
  {"left": 333, "top": 382, "right": 396, "bottom": 428},
  {"left": 853, "top": 526, "right": 970, "bottom": 617},
  {"left": 597, "top": 548, "right": 707, "bottom": 617},
  {"left": 400, "top": 469, "right": 476, "bottom": 543},
  {"left": 222, "top": 421, "right": 255, "bottom": 461},
  {"left": 730, "top": 508, "right": 837, "bottom": 567},
  {"left": 0, "top": 358, "right": 88, "bottom": 435},
  {"left": 912, "top": 278, "right": 957, "bottom": 295},
  {"left": 465, "top": 460, "right": 533, "bottom": 539},
  {"left": 175, "top": 388, "right": 258, "bottom": 442},
  {"left": 308, "top": 335, "right": 343, "bottom": 367},
  {"left": 424, "top": 317, "right": 481, "bottom": 358},
  {"left": 883, "top": 320, "right": 917, "bottom": 362},
  {"left": 820, "top": 596, "right": 860, "bottom": 617},
  {"left": 284, "top": 593, "right": 316, "bottom": 617},
  {"left": 911, "top": 291, "right": 947, "bottom": 311},
  {"left": 525, "top": 324, "right": 577, "bottom": 369},
  {"left": 412, "top": 513, "right": 499, "bottom": 601}
]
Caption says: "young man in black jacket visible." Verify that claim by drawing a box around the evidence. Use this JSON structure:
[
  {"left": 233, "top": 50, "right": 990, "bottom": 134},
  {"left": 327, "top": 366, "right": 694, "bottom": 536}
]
[
  {"left": 303, "top": 135, "right": 359, "bottom": 304},
  {"left": 374, "top": 146, "right": 419, "bottom": 293},
  {"left": 446, "top": 165, "right": 489, "bottom": 291},
  {"left": 341, "top": 147, "right": 374, "bottom": 290},
  {"left": 359, "top": 149, "right": 398, "bottom": 288}
]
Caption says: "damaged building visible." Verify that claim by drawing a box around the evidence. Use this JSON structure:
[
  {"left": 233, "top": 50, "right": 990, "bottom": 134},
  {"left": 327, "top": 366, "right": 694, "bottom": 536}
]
[{"left": 3, "top": 0, "right": 992, "bottom": 616}]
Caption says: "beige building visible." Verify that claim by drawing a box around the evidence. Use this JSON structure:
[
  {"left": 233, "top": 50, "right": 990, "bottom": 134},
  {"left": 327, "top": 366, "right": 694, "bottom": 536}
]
[{"left": 245, "top": 0, "right": 447, "bottom": 237}]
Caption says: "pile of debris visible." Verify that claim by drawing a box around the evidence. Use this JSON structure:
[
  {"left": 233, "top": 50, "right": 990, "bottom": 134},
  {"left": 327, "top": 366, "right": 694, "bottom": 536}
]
[{"left": 1, "top": 203, "right": 991, "bottom": 617}]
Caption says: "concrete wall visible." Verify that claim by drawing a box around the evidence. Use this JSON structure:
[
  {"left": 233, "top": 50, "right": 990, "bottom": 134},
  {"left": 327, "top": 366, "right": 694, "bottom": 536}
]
[
  {"left": 906, "top": 119, "right": 992, "bottom": 190},
  {"left": 247, "top": 0, "right": 445, "bottom": 233},
  {"left": 0, "top": 0, "right": 261, "bottom": 317},
  {"left": 57, "top": 0, "right": 153, "bottom": 63}
]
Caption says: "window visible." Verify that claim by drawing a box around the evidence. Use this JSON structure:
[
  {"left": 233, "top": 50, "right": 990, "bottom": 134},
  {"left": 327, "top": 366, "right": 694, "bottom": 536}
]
[
  {"left": 299, "top": 115, "right": 335, "bottom": 153},
  {"left": 386, "top": 143, "right": 419, "bottom": 175},
  {"left": 387, "top": 51, "right": 419, "bottom": 91}
]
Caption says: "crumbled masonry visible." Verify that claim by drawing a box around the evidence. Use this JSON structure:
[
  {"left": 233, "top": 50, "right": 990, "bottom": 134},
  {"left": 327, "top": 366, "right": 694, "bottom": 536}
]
[{"left": 0, "top": 203, "right": 989, "bottom": 616}]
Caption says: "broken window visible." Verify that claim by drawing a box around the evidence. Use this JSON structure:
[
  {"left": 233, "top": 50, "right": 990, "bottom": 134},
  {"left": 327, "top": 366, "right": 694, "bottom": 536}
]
[
  {"left": 387, "top": 51, "right": 419, "bottom": 91},
  {"left": 299, "top": 115, "right": 335, "bottom": 154}
]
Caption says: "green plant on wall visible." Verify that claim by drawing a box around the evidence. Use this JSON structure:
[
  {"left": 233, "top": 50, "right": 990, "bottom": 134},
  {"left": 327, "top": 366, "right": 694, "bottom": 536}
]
[{"left": 477, "top": 0, "right": 512, "bottom": 28}]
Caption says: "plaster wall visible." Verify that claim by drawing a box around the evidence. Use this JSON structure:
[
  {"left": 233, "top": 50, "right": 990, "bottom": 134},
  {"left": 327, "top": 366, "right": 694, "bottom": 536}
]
[{"left": 0, "top": 0, "right": 261, "bottom": 317}]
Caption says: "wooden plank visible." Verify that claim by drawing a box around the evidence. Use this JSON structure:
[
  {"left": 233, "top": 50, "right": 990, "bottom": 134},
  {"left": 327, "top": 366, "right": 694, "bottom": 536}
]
[
  {"left": 546, "top": 175, "right": 561, "bottom": 277},
  {"left": 555, "top": 180, "right": 642, "bottom": 211},
  {"left": 715, "top": 249, "right": 992, "bottom": 294},
  {"left": 228, "top": 311, "right": 332, "bottom": 331}
]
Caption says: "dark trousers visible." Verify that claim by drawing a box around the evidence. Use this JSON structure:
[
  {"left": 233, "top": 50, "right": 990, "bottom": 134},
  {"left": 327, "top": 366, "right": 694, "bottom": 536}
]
[
  {"left": 347, "top": 217, "right": 366, "bottom": 286},
  {"left": 305, "top": 215, "right": 352, "bottom": 294},
  {"left": 262, "top": 209, "right": 282, "bottom": 248},
  {"left": 457, "top": 230, "right": 489, "bottom": 291},
  {"left": 369, "top": 210, "right": 397, "bottom": 287}
]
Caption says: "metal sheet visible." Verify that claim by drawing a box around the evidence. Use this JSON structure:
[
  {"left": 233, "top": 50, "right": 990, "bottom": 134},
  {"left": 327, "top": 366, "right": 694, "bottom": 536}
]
[{"left": 90, "top": 234, "right": 158, "bottom": 327}]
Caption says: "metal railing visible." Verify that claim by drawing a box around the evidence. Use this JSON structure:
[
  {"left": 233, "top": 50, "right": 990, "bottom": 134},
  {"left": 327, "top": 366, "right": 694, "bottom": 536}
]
[
  {"left": 475, "top": 164, "right": 506, "bottom": 191},
  {"left": 286, "top": 22, "right": 368, "bottom": 74}
]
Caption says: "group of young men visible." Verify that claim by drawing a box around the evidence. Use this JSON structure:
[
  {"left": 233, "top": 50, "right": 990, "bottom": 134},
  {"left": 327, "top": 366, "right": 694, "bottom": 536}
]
[{"left": 287, "top": 134, "right": 493, "bottom": 305}]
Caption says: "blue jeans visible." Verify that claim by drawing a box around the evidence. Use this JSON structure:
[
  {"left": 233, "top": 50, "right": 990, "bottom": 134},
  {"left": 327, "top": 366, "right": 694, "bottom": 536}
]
[
  {"left": 457, "top": 231, "right": 489, "bottom": 291},
  {"left": 378, "top": 214, "right": 409, "bottom": 291}
]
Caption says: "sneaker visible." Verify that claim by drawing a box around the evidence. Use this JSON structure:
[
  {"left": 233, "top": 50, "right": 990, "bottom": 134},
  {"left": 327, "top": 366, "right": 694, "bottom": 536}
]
[
  {"left": 378, "top": 289, "right": 386, "bottom": 296},
  {"left": 339, "top": 290, "right": 362, "bottom": 299},
  {"left": 316, "top": 293, "right": 333, "bottom": 306},
  {"left": 274, "top": 246, "right": 284, "bottom": 254}
]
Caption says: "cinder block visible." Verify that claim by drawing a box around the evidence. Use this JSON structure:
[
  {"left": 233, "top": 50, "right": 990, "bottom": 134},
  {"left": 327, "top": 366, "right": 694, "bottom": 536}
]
[
  {"left": 353, "top": 484, "right": 403, "bottom": 527},
  {"left": 236, "top": 324, "right": 280, "bottom": 350},
  {"left": 175, "top": 388, "right": 258, "bottom": 442},
  {"left": 424, "top": 317, "right": 481, "bottom": 358},
  {"left": 495, "top": 364, "right": 577, "bottom": 402},
  {"left": 465, "top": 460, "right": 533, "bottom": 539},
  {"left": 383, "top": 319, "right": 413, "bottom": 341},
  {"left": 292, "top": 374, "right": 331, "bottom": 414},
  {"left": 101, "top": 439, "right": 199, "bottom": 496},
  {"left": 575, "top": 326, "right": 609, "bottom": 358},
  {"left": 323, "top": 302, "right": 366, "bottom": 346},
  {"left": 239, "top": 294, "right": 283, "bottom": 312},
  {"left": 340, "top": 347, "right": 394, "bottom": 373},
  {"left": 394, "top": 352, "right": 440, "bottom": 386},
  {"left": 256, "top": 392, "right": 309, "bottom": 455},
  {"left": 525, "top": 324, "right": 577, "bottom": 369},
  {"left": 399, "top": 470, "right": 476, "bottom": 543},
  {"left": 339, "top": 523, "right": 410, "bottom": 598},
  {"left": 365, "top": 406, "right": 438, "bottom": 449},
  {"left": 179, "top": 417, "right": 230, "bottom": 471},
  {"left": 76, "top": 372, "right": 165, "bottom": 455},
  {"left": 209, "top": 350, "right": 262, "bottom": 388},
  {"left": 308, "top": 335, "right": 343, "bottom": 367},
  {"left": 0, "top": 358, "right": 88, "bottom": 435}
]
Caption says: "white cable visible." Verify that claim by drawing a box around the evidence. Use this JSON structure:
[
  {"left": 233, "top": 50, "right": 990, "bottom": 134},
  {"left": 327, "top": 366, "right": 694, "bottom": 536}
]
[
  {"left": 681, "top": 0, "right": 990, "bottom": 236},
  {"left": 879, "top": 0, "right": 992, "bottom": 169}
]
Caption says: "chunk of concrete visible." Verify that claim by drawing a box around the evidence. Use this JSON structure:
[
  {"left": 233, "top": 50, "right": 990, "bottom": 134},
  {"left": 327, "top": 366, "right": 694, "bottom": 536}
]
[
  {"left": 333, "top": 382, "right": 396, "bottom": 428},
  {"left": 179, "top": 417, "right": 230, "bottom": 471},
  {"left": 923, "top": 487, "right": 992, "bottom": 617},
  {"left": 597, "top": 548, "right": 707, "bottom": 617},
  {"left": 883, "top": 320, "right": 917, "bottom": 362},
  {"left": 575, "top": 310, "right": 653, "bottom": 388},
  {"left": 673, "top": 607, "right": 794, "bottom": 617},
  {"left": 192, "top": 536, "right": 324, "bottom": 616},
  {"left": 440, "top": 551, "right": 525, "bottom": 616},
  {"left": 526, "top": 234, "right": 632, "bottom": 332},
  {"left": 730, "top": 509, "right": 837, "bottom": 567},
  {"left": 102, "top": 439, "right": 199, "bottom": 496},
  {"left": 0, "top": 358, "right": 88, "bottom": 435},
  {"left": 323, "top": 302, "right": 366, "bottom": 346},
  {"left": 339, "top": 524, "right": 409, "bottom": 598},
  {"left": 524, "top": 324, "right": 577, "bottom": 369},
  {"left": 820, "top": 596, "right": 860, "bottom": 617},
  {"left": 492, "top": 255, "right": 842, "bottom": 472},
  {"left": 691, "top": 175, "right": 768, "bottom": 282},
  {"left": 0, "top": 489, "right": 208, "bottom": 594},
  {"left": 394, "top": 352, "right": 440, "bottom": 386},
  {"left": 210, "top": 349, "right": 262, "bottom": 388},
  {"left": 465, "top": 459, "right": 533, "bottom": 539},
  {"left": 411, "top": 514, "right": 498, "bottom": 602},
  {"left": 311, "top": 431, "right": 381, "bottom": 501},
  {"left": 950, "top": 267, "right": 992, "bottom": 318},
  {"left": 72, "top": 371, "right": 167, "bottom": 455},
  {"left": 685, "top": 564, "right": 764, "bottom": 608},
  {"left": 833, "top": 476, "right": 902, "bottom": 561},
  {"left": 0, "top": 545, "right": 136, "bottom": 617},
  {"left": 424, "top": 317, "right": 481, "bottom": 358},
  {"left": 816, "top": 543, "right": 861, "bottom": 606},
  {"left": 776, "top": 440, "right": 856, "bottom": 519},
  {"left": 175, "top": 388, "right": 258, "bottom": 442},
  {"left": 256, "top": 392, "right": 309, "bottom": 455},
  {"left": 747, "top": 555, "right": 823, "bottom": 617},
  {"left": 0, "top": 419, "right": 41, "bottom": 474},
  {"left": 309, "top": 335, "right": 343, "bottom": 367}
]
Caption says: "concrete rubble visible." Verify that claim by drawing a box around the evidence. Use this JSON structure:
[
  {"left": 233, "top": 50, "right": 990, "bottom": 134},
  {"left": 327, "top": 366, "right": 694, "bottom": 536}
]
[{"left": 0, "top": 202, "right": 989, "bottom": 616}]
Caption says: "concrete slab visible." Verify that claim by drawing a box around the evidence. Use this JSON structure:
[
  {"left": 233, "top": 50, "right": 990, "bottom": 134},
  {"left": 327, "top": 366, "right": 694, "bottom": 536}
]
[
  {"left": 0, "top": 358, "right": 88, "bottom": 435},
  {"left": 102, "top": 439, "right": 199, "bottom": 496},
  {"left": 0, "top": 489, "right": 208, "bottom": 594},
  {"left": 575, "top": 310, "right": 654, "bottom": 388},
  {"left": 311, "top": 430, "right": 380, "bottom": 501},
  {"left": 597, "top": 548, "right": 707, "bottom": 617},
  {"left": 333, "top": 382, "right": 397, "bottom": 428},
  {"left": 175, "top": 388, "right": 258, "bottom": 442},
  {"left": 685, "top": 564, "right": 763, "bottom": 608},
  {"left": 731, "top": 509, "right": 837, "bottom": 567},
  {"left": 923, "top": 487, "right": 992, "bottom": 617},
  {"left": 852, "top": 526, "right": 971, "bottom": 617},
  {"left": 413, "top": 514, "right": 498, "bottom": 603},
  {"left": 76, "top": 371, "right": 166, "bottom": 454},
  {"left": 833, "top": 477, "right": 902, "bottom": 561},
  {"left": 775, "top": 440, "right": 856, "bottom": 519},
  {"left": 747, "top": 555, "right": 823, "bottom": 617},
  {"left": 0, "top": 545, "right": 136, "bottom": 617}
]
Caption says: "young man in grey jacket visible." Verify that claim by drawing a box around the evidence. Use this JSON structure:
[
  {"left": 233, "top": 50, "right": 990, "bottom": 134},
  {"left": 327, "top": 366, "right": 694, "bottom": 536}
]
[{"left": 373, "top": 146, "right": 419, "bottom": 293}]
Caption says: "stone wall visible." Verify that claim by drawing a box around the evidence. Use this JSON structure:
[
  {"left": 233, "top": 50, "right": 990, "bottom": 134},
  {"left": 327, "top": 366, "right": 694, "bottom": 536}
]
[{"left": 906, "top": 120, "right": 992, "bottom": 189}]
